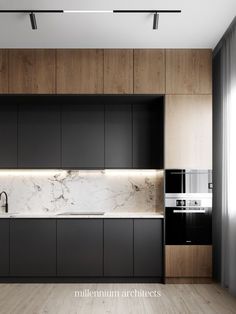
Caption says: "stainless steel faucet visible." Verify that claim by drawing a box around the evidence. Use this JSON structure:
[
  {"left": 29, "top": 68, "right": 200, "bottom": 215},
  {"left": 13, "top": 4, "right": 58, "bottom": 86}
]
[{"left": 0, "top": 191, "right": 8, "bottom": 213}]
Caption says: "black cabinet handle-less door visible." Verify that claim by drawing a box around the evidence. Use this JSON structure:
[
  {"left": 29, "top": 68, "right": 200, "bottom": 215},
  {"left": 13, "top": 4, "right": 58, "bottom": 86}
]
[
  {"left": 105, "top": 100, "right": 132, "bottom": 168},
  {"left": 133, "top": 97, "right": 164, "bottom": 169},
  {"left": 0, "top": 219, "right": 10, "bottom": 276},
  {"left": 134, "top": 219, "right": 163, "bottom": 277},
  {"left": 0, "top": 105, "right": 17, "bottom": 168},
  {"left": 62, "top": 100, "right": 105, "bottom": 169},
  {"left": 57, "top": 219, "right": 103, "bottom": 276},
  {"left": 104, "top": 219, "right": 133, "bottom": 277},
  {"left": 18, "top": 101, "right": 61, "bottom": 168},
  {"left": 10, "top": 219, "right": 57, "bottom": 276}
]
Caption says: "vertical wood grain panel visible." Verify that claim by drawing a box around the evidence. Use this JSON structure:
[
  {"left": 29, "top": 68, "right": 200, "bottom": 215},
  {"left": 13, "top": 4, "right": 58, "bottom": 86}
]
[
  {"left": 0, "top": 49, "right": 8, "bottom": 93},
  {"left": 165, "top": 245, "right": 212, "bottom": 278},
  {"left": 104, "top": 49, "right": 133, "bottom": 94},
  {"left": 134, "top": 49, "right": 165, "bottom": 94},
  {"left": 165, "top": 95, "right": 212, "bottom": 169},
  {"left": 56, "top": 49, "right": 103, "bottom": 94},
  {"left": 166, "top": 49, "right": 212, "bottom": 94},
  {"left": 9, "top": 49, "right": 56, "bottom": 94}
]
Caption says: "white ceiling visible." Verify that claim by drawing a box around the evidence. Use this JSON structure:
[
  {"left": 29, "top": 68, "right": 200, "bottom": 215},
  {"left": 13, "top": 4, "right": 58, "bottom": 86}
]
[{"left": 0, "top": 0, "right": 235, "bottom": 49}]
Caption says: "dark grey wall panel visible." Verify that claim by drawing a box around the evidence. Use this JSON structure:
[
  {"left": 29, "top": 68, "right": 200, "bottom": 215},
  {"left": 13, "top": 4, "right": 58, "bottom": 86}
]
[
  {"left": 213, "top": 50, "right": 222, "bottom": 282},
  {"left": 0, "top": 219, "right": 9, "bottom": 276},
  {"left": 134, "top": 219, "right": 163, "bottom": 277},
  {"left": 0, "top": 105, "right": 17, "bottom": 168},
  {"left": 62, "top": 102, "right": 104, "bottom": 168},
  {"left": 57, "top": 219, "right": 103, "bottom": 276},
  {"left": 105, "top": 100, "right": 132, "bottom": 168},
  {"left": 104, "top": 219, "right": 133, "bottom": 277},
  {"left": 10, "top": 219, "right": 56, "bottom": 276},
  {"left": 18, "top": 102, "right": 61, "bottom": 168},
  {"left": 133, "top": 98, "right": 164, "bottom": 169}
]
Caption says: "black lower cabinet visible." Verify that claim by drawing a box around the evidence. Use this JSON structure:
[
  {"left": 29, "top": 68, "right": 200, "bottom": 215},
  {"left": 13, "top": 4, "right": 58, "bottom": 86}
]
[
  {"left": 134, "top": 219, "right": 163, "bottom": 277},
  {"left": 10, "top": 219, "right": 56, "bottom": 276},
  {"left": 104, "top": 219, "right": 133, "bottom": 277},
  {"left": 57, "top": 219, "right": 103, "bottom": 276},
  {"left": 0, "top": 220, "right": 9, "bottom": 276}
]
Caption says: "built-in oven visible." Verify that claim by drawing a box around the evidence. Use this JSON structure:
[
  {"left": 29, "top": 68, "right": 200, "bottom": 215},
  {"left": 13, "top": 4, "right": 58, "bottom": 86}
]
[{"left": 165, "top": 170, "right": 212, "bottom": 245}]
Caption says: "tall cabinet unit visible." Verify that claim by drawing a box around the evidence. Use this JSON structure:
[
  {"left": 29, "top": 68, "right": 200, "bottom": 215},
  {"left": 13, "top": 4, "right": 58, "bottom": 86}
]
[{"left": 164, "top": 49, "right": 213, "bottom": 283}]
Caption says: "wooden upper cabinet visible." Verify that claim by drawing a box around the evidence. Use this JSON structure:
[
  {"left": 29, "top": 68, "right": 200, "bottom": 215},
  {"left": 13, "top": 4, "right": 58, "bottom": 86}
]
[
  {"left": 0, "top": 50, "right": 8, "bottom": 93},
  {"left": 134, "top": 49, "right": 165, "bottom": 94},
  {"left": 9, "top": 50, "right": 56, "bottom": 94},
  {"left": 166, "top": 49, "right": 212, "bottom": 94},
  {"left": 104, "top": 49, "right": 133, "bottom": 94},
  {"left": 165, "top": 95, "right": 212, "bottom": 169},
  {"left": 56, "top": 49, "right": 103, "bottom": 94}
]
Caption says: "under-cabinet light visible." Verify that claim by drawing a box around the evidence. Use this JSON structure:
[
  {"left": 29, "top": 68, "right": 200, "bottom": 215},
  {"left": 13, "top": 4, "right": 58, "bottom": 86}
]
[{"left": 0, "top": 170, "right": 66, "bottom": 176}]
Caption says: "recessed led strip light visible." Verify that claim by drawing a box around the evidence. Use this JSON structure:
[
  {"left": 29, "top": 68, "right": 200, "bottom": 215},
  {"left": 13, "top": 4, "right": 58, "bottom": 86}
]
[{"left": 0, "top": 9, "right": 181, "bottom": 30}]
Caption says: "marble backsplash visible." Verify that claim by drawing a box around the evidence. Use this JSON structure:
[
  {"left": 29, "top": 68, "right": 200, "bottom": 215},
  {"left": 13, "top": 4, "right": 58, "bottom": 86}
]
[{"left": 0, "top": 170, "right": 164, "bottom": 214}]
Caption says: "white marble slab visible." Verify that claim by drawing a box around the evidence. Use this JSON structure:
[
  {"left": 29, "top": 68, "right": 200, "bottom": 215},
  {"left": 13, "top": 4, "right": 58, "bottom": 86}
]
[
  {"left": 0, "top": 212, "right": 164, "bottom": 219},
  {"left": 0, "top": 170, "right": 164, "bottom": 215}
]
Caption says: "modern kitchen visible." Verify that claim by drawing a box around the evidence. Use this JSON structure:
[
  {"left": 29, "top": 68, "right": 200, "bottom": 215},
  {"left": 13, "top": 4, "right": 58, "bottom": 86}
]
[{"left": 0, "top": 1, "right": 236, "bottom": 313}]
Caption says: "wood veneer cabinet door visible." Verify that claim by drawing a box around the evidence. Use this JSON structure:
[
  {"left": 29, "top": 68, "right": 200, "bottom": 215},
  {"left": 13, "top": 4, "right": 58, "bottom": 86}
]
[
  {"left": 165, "top": 245, "right": 212, "bottom": 278},
  {"left": 104, "top": 49, "right": 133, "bottom": 94},
  {"left": 56, "top": 49, "right": 103, "bottom": 93},
  {"left": 9, "top": 49, "right": 56, "bottom": 93},
  {"left": 134, "top": 49, "right": 165, "bottom": 94},
  {"left": 0, "top": 50, "right": 8, "bottom": 93},
  {"left": 165, "top": 95, "right": 212, "bottom": 169},
  {"left": 166, "top": 49, "right": 212, "bottom": 94}
]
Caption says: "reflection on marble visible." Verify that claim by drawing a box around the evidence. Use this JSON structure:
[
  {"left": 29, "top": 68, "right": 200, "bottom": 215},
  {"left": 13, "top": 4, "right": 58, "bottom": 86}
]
[{"left": 0, "top": 170, "right": 164, "bottom": 214}]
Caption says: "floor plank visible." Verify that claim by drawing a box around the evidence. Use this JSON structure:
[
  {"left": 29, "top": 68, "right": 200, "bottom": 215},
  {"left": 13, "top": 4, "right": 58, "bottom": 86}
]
[{"left": 0, "top": 283, "right": 235, "bottom": 314}]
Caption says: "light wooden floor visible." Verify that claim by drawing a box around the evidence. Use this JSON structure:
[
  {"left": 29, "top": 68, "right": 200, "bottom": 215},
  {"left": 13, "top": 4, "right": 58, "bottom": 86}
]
[{"left": 0, "top": 283, "right": 235, "bottom": 314}]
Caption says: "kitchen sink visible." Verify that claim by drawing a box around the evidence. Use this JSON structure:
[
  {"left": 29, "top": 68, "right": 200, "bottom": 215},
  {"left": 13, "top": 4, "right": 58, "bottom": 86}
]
[{"left": 56, "top": 211, "right": 105, "bottom": 216}]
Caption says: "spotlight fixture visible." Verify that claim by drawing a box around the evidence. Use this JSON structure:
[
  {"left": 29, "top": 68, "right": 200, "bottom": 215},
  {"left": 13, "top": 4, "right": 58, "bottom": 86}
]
[
  {"left": 29, "top": 12, "right": 37, "bottom": 30},
  {"left": 153, "top": 12, "right": 159, "bottom": 30},
  {"left": 0, "top": 9, "right": 181, "bottom": 30}
]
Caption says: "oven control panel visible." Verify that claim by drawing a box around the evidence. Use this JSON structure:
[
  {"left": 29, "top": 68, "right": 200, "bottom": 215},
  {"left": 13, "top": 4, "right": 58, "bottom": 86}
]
[{"left": 176, "top": 199, "right": 201, "bottom": 207}]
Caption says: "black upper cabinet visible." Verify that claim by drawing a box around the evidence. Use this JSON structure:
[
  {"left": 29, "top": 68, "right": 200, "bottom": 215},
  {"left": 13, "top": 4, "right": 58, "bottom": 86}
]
[
  {"left": 0, "top": 95, "right": 164, "bottom": 170},
  {"left": 18, "top": 100, "right": 61, "bottom": 168},
  {"left": 10, "top": 219, "right": 57, "bottom": 276},
  {"left": 57, "top": 219, "right": 103, "bottom": 276},
  {"left": 0, "top": 219, "right": 10, "bottom": 276},
  {"left": 133, "top": 97, "right": 164, "bottom": 169},
  {"left": 0, "top": 105, "right": 17, "bottom": 168},
  {"left": 105, "top": 99, "right": 132, "bottom": 168},
  {"left": 62, "top": 100, "right": 104, "bottom": 168},
  {"left": 134, "top": 219, "right": 163, "bottom": 277}
]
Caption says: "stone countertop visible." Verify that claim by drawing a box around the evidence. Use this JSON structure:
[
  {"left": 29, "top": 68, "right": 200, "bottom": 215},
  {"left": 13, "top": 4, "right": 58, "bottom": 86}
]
[{"left": 0, "top": 212, "right": 164, "bottom": 219}]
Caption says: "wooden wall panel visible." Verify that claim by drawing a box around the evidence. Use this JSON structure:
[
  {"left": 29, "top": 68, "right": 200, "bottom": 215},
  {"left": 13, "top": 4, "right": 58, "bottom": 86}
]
[
  {"left": 9, "top": 50, "right": 56, "bottom": 94},
  {"left": 165, "top": 95, "right": 212, "bottom": 169},
  {"left": 165, "top": 245, "right": 212, "bottom": 278},
  {"left": 134, "top": 49, "right": 165, "bottom": 94},
  {"left": 0, "top": 50, "right": 8, "bottom": 93},
  {"left": 104, "top": 49, "right": 133, "bottom": 94},
  {"left": 166, "top": 49, "right": 212, "bottom": 94},
  {"left": 56, "top": 49, "right": 103, "bottom": 94}
]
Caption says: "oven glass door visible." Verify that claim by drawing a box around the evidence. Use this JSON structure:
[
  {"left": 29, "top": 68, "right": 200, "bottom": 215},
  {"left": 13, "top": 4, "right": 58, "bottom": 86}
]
[{"left": 165, "top": 207, "right": 212, "bottom": 245}]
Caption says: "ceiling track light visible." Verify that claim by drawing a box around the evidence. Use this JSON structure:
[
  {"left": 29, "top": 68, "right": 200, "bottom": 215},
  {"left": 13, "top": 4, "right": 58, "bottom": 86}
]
[
  {"left": 0, "top": 9, "right": 181, "bottom": 30},
  {"left": 29, "top": 12, "right": 37, "bottom": 30},
  {"left": 153, "top": 12, "right": 159, "bottom": 30}
]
